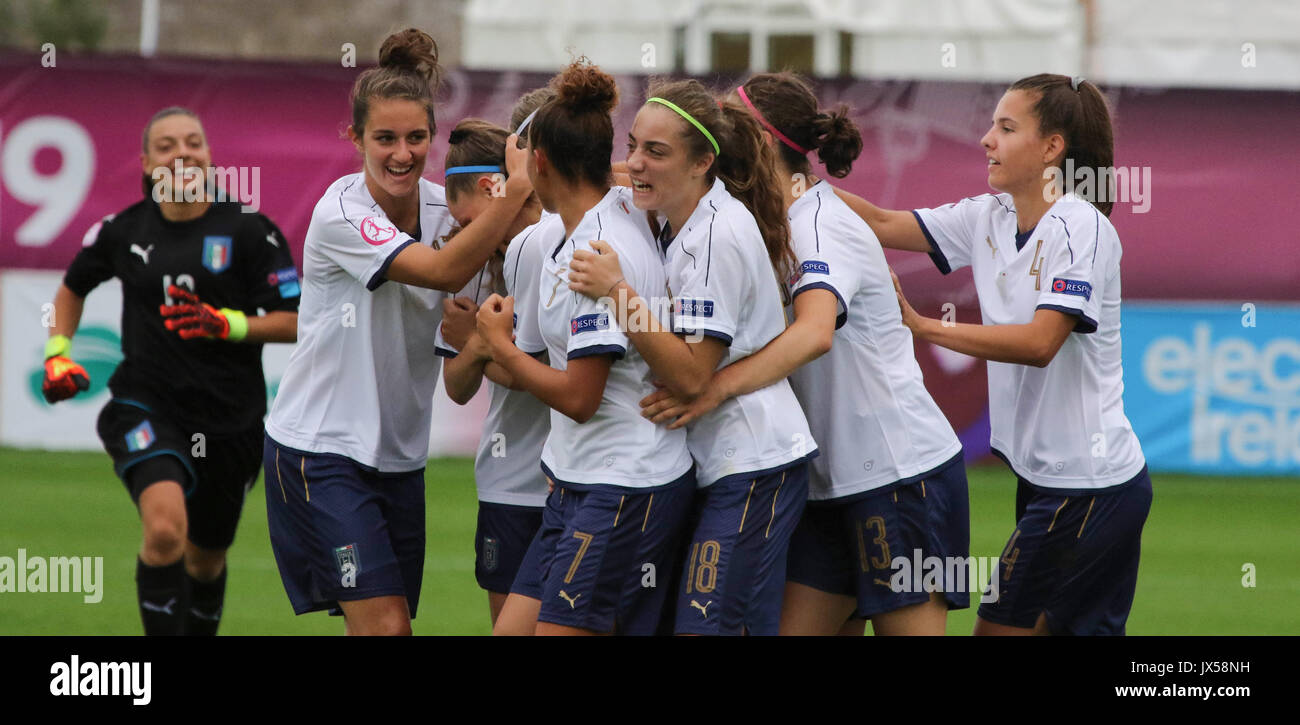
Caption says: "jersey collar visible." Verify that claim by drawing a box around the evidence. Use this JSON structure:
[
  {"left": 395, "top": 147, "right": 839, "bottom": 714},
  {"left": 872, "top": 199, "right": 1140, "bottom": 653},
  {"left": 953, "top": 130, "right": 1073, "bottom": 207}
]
[{"left": 666, "top": 178, "right": 728, "bottom": 251}]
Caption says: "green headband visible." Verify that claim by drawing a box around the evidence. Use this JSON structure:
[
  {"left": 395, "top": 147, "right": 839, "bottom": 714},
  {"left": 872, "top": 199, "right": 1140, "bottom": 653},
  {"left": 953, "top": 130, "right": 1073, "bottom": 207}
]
[{"left": 646, "top": 97, "right": 720, "bottom": 156}]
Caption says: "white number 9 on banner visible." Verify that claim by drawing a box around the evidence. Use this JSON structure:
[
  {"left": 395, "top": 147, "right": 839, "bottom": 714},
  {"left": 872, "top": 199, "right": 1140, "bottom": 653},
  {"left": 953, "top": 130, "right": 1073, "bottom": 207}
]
[{"left": 1, "top": 116, "right": 95, "bottom": 247}]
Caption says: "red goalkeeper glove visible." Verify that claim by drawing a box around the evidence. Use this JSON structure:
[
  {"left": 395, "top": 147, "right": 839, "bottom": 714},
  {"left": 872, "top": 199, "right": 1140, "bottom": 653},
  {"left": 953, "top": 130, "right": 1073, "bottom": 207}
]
[
  {"left": 159, "top": 285, "right": 248, "bottom": 341},
  {"left": 42, "top": 334, "right": 90, "bottom": 404}
]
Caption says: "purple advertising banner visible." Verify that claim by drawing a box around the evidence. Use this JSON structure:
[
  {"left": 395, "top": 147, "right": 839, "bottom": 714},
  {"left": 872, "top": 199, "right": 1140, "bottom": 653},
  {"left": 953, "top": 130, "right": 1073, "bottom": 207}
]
[{"left": 2, "top": 52, "right": 1296, "bottom": 461}]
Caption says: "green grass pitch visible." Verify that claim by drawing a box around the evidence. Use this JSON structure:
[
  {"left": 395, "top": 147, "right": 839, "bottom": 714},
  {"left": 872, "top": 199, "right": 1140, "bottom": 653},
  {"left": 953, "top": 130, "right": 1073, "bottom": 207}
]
[{"left": 0, "top": 446, "right": 1295, "bottom": 635}]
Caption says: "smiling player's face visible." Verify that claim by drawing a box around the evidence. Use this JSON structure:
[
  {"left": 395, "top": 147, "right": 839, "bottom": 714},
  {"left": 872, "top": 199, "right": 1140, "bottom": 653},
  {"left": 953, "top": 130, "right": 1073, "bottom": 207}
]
[
  {"left": 980, "top": 90, "right": 1061, "bottom": 196},
  {"left": 351, "top": 98, "right": 431, "bottom": 204},
  {"left": 625, "top": 104, "right": 712, "bottom": 220},
  {"left": 141, "top": 114, "right": 211, "bottom": 202}
]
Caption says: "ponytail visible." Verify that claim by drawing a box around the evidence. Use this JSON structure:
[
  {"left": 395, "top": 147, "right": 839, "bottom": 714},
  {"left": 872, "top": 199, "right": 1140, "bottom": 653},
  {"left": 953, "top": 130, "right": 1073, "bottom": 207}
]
[
  {"left": 1009, "top": 73, "right": 1115, "bottom": 216},
  {"left": 739, "top": 72, "right": 863, "bottom": 179}
]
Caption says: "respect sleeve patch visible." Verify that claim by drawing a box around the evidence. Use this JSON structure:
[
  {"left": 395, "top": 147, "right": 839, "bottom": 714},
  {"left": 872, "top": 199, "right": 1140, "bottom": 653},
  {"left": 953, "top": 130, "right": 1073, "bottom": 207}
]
[
  {"left": 675, "top": 298, "right": 714, "bottom": 318},
  {"left": 1050, "top": 278, "right": 1092, "bottom": 301},
  {"left": 571, "top": 313, "right": 610, "bottom": 335},
  {"left": 800, "top": 260, "right": 830, "bottom": 276}
]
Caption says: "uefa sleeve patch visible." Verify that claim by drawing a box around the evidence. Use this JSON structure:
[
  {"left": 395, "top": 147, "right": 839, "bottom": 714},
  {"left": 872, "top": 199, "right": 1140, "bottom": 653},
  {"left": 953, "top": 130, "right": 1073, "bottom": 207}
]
[
  {"left": 675, "top": 298, "right": 715, "bottom": 318},
  {"left": 800, "top": 260, "right": 830, "bottom": 276},
  {"left": 1051, "top": 278, "right": 1092, "bottom": 301},
  {"left": 268, "top": 267, "right": 301, "bottom": 297},
  {"left": 360, "top": 216, "right": 398, "bottom": 246},
  {"left": 571, "top": 313, "right": 610, "bottom": 335}
]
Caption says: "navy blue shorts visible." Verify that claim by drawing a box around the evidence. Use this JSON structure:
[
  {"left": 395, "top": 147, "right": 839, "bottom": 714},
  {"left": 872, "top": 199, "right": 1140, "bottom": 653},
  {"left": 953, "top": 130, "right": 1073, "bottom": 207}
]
[
  {"left": 673, "top": 462, "right": 810, "bottom": 636},
  {"left": 787, "top": 452, "right": 971, "bottom": 619},
  {"left": 96, "top": 397, "right": 261, "bottom": 550},
  {"left": 475, "top": 501, "right": 544, "bottom": 593},
  {"left": 511, "top": 468, "right": 695, "bottom": 635},
  {"left": 977, "top": 466, "right": 1152, "bottom": 635},
  {"left": 263, "top": 435, "right": 426, "bottom": 618}
]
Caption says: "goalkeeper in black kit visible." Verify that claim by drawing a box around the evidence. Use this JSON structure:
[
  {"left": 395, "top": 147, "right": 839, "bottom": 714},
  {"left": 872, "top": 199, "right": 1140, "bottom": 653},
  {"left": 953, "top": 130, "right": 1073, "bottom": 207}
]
[{"left": 42, "top": 107, "right": 299, "bottom": 635}]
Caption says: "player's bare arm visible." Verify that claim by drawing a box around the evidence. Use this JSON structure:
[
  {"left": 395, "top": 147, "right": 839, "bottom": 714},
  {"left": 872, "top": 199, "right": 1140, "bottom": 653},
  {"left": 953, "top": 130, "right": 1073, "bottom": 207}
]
[
  {"left": 443, "top": 331, "right": 492, "bottom": 405},
  {"left": 641, "top": 288, "right": 838, "bottom": 427},
  {"left": 833, "top": 187, "right": 932, "bottom": 253},
  {"left": 892, "top": 268, "right": 1074, "bottom": 367},
  {"left": 568, "top": 239, "right": 726, "bottom": 399},
  {"left": 386, "top": 135, "right": 532, "bottom": 291},
  {"left": 241, "top": 310, "right": 297, "bottom": 343},
  {"left": 477, "top": 293, "right": 609, "bottom": 423},
  {"left": 49, "top": 283, "right": 87, "bottom": 340}
]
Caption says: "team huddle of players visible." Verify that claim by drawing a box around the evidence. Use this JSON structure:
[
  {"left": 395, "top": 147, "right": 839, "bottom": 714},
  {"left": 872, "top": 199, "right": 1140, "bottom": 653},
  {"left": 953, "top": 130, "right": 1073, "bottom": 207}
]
[{"left": 44, "top": 27, "right": 1151, "bottom": 636}]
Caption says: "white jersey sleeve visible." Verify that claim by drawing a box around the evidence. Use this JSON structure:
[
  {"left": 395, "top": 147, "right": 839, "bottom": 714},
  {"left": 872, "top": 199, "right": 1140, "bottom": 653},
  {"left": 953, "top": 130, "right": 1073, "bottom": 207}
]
[
  {"left": 505, "top": 222, "right": 549, "bottom": 355},
  {"left": 313, "top": 183, "right": 419, "bottom": 291},
  {"left": 1033, "top": 202, "right": 1107, "bottom": 333},
  {"left": 668, "top": 215, "right": 745, "bottom": 345},
  {"left": 914, "top": 194, "right": 1013, "bottom": 274},
  {"left": 789, "top": 188, "right": 868, "bottom": 329},
  {"left": 565, "top": 285, "right": 628, "bottom": 360}
]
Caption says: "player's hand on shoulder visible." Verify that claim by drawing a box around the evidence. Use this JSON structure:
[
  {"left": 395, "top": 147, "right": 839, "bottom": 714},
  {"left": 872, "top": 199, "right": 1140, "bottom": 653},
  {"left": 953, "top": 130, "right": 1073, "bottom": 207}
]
[
  {"left": 41, "top": 335, "right": 89, "bottom": 404},
  {"left": 440, "top": 296, "right": 480, "bottom": 351},
  {"left": 159, "top": 285, "right": 248, "bottom": 341},
  {"left": 568, "top": 240, "right": 623, "bottom": 300}
]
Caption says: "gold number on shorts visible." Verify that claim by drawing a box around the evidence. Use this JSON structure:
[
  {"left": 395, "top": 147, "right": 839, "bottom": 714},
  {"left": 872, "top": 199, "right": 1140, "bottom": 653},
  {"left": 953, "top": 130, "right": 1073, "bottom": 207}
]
[
  {"left": 685, "top": 540, "right": 721, "bottom": 594},
  {"left": 856, "top": 516, "right": 891, "bottom": 572},
  {"left": 1028, "top": 239, "right": 1044, "bottom": 291},
  {"left": 564, "top": 531, "right": 594, "bottom": 584},
  {"left": 1000, "top": 528, "right": 1022, "bottom": 581}
]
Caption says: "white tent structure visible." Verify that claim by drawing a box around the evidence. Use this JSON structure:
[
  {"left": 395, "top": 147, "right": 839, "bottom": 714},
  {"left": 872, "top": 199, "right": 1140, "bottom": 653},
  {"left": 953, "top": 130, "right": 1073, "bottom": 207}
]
[{"left": 462, "top": 0, "right": 1300, "bottom": 89}]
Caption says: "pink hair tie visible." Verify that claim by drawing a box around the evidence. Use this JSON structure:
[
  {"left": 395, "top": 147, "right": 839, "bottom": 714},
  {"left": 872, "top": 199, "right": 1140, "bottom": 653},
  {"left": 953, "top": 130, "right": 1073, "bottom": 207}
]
[{"left": 736, "top": 85, "right": 809, "bottom": 155}]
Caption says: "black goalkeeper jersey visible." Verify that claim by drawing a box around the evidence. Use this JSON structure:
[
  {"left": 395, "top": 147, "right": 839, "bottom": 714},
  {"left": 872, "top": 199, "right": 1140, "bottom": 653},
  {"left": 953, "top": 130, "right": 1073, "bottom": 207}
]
[{"left": 64, "top": 199, "right": 299, "bottom": 434}]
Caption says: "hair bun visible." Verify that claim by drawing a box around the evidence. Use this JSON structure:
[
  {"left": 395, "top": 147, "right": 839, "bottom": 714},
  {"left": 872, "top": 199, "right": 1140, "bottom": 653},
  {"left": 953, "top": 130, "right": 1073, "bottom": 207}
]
[
  {"left": 812, "top": 104, "right": 862, "bottom": 178},
  {"left": 378, "top": 28, "right": 440, "bottom": 86},
  {"left": 551, "top": 58, "right": 619, "bottom": 116}
]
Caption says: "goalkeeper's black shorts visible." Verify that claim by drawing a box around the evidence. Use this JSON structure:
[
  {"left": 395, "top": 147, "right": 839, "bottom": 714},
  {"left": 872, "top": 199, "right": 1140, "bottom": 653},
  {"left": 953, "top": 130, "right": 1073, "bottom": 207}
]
[{"left": 96, "top": 397, "right": 262, "bottom": 550}]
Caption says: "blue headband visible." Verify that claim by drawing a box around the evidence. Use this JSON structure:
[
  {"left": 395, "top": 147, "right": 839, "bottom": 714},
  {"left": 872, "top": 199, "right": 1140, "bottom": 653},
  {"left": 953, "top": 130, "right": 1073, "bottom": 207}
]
[{"left": 444, "top": 165, "right": 504, "bottom": 178}]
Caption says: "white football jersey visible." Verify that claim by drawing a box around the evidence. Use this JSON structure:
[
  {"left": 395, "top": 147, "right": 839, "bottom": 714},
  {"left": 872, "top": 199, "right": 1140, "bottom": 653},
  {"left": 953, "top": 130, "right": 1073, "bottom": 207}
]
[
  {"left": 470, "top": 221, "right": 552, "bottom": 506},
  {"left": 266, "top": 174, "right": 453, "bottom": 472},
  {"left": 787, "top": 181, "right": 962, "bottom": 500},
  {"left": 914, "top": 192, "right": 1145, "bottom": 490},
  {"left": 527, "top": 187, "right": 693, "bottom": 489},
  {"left": 662, "top": 178, "right": 817, "bottom": 486}
]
